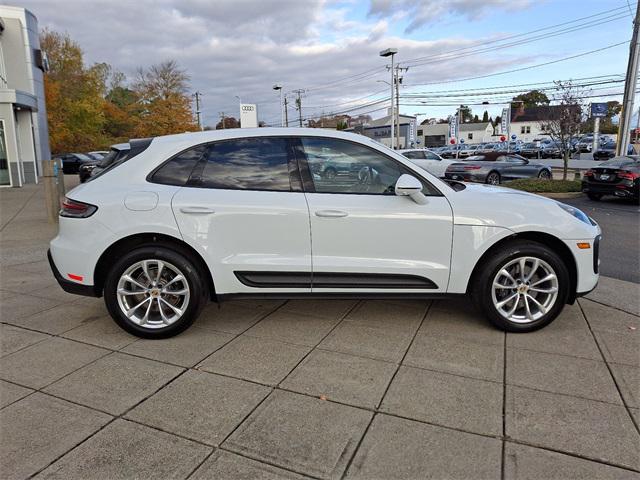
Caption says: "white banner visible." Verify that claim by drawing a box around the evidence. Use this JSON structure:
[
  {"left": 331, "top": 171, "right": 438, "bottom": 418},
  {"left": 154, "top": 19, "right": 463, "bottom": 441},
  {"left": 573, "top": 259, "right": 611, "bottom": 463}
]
[
  {"left": 448, "top": 116, "right": 458, "bottom": 140},
  {"left": 240, "top": 104, "right": 258, "bottom": 128},
  {"left": 501, "top": 107, "right": 510, "bottom": 136}
]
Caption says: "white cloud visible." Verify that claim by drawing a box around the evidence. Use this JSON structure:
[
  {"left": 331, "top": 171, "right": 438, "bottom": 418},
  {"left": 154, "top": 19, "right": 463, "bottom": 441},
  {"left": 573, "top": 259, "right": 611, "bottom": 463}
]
[{"left": 16, "top": 0, "right": 532, "bottom": 126}]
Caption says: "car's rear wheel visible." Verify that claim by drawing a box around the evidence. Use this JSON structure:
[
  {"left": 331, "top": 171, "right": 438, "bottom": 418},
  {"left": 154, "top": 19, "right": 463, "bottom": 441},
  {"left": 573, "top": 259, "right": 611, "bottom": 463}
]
[
  {"left": 472, "top": 240, "right": 569, "bottom": 332},
  {"left": 538, "top": 170, "right": 551, "bottom": 180},
  {"left": 104, "top": 246, "right": 206, "bottom": 338},
  {"left": 587, "top": 193, "right": 602, "bottom": 201},
  {"left": 486, "top": 171, "right": 501, "bottom": 185}
]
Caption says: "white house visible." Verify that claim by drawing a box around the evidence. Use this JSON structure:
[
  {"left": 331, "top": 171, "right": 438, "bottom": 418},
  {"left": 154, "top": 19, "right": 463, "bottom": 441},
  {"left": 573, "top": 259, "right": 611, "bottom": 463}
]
[
  {"left": 0, "top": 5, "right": 50, "bottom": 187},
  {"left": 417, "top": 122, "right": 494, "bottom": 147}
]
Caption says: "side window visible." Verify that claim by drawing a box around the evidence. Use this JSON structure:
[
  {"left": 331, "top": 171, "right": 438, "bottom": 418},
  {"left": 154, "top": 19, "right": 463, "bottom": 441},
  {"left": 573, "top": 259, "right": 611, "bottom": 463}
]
[
  {"left": 301, "top": 137, "right": 439, "bottom": 196},
  {"left": 199, "top": 137, "right": 293, "bottom": 191},
  {"left": 425, "top": 151, "right": 440, "bottom": 160},
  {"left": 403, "top": 151, "right": 426, "bottom": 160},
  {"left": 151, "top": 145, "right": 206, "bottom": 186}
]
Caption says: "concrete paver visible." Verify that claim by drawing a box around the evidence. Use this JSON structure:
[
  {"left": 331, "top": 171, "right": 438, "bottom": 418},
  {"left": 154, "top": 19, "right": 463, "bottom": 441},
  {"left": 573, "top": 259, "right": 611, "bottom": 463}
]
[
  {"left": 506, "top": 386, "right": 640, "bottom": 470},
  {"left": 345, "top": 414, "right": 502, "bottom": 480},
  {"left": 126, "top": 370, "right": 270, "bottom": 446},
  {"left": 225, "top": 390, "right": 372, "bottom": 479},
  {"left": 36, "top": 419, "right": 211, "bottom": 480},
  {"left": 609, "top": 363, "right": 640, "bottom": 408},
  {"left": 0, "top": 393, "right": 111, "bottom": 480},
  {"left": 43, "top": 352, "right": 184, "bottom": 415},
  {"left": 190, "top": 450, "right": 309, "bottom": 480},
  {"left": 0, "top": 380, "right": 32, "bottom": 408},
  {"left": 380, "top": 365, "right": 503, "bottom": 436},
  {"left": 281, "top": 349, "right": 397, "bottom": 409},
  {"left": 0, "top": 323, "right": 48, "bottom": 357}
]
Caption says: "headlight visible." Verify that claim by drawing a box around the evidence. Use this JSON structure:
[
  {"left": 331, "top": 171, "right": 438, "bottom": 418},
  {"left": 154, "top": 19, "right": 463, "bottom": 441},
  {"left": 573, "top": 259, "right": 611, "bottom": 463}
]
[{"left": 557, "top": 202, "right": 591, "bottom": 225}]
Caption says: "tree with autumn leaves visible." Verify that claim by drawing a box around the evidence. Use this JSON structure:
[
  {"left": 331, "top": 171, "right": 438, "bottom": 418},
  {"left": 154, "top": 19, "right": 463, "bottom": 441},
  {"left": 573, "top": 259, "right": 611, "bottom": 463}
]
[{"left": 41, "top": 29, "right": 198, "bottom": 154}]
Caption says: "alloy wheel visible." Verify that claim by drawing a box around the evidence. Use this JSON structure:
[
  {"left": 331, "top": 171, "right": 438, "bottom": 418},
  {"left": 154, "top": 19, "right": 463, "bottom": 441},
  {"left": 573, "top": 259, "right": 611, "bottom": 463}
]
[
  {"left": 491, "top": 256, "right": 559, "bottom": 324},
  {"left": 487, "top": 173, "right": 500, "bottom": 185},
  {"left": 116, "top": 259, "right": 190, "bottom": 329}
]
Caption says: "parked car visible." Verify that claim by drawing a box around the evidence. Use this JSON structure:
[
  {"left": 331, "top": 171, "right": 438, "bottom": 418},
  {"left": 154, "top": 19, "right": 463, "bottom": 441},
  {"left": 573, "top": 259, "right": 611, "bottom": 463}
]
[
  {"left": 518, "top": 142, "right": 542, "bottom": 159},
  {"left": 79, "top": 143, "right": 130, "bottom": 183},
  {"left": 54, "top": 153, "right": 94, "bottom": 174},
  {"left": 541, "top": 142, "right": 562, "bottom": 159},
  {"left": 592, "top": 142, "right": 634, "bottom": 161},
  {"left": 439, "top": 145, "right": 461, "bottom": 159},
  {"left": 399, "top": 148, "right": 456, "bottom": 177},
  {"left": 444, "top": 152, "right": 552, "bottom": 185},
  {"left": 581, "top": 156, "right": 639, "bottom": 202},
  {"left": 49, "top": 129, "right": 600, "bottom": 339}
]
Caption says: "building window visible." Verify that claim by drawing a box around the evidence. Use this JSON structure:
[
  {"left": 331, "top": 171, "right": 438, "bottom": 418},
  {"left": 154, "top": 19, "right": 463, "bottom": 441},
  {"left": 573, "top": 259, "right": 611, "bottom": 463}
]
[
  {"left": 467, "top": 133, "right": 473, "bottom": 140},
  {"left": 417, "top": 129, "right": 423, "bottom": 136},
  {"left": 520, "top": 126, "right": 531, "bottom": 134}
]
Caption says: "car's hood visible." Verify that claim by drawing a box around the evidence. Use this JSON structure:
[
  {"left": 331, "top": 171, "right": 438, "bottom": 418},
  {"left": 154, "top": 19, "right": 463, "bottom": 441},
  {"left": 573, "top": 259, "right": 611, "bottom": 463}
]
[{"left": 446, "top": 183, "right": 565, "bottom": 228}]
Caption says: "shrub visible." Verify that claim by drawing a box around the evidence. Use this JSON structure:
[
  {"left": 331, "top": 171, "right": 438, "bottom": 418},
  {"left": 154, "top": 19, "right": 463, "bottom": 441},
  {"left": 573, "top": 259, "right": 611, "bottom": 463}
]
[{"left": 504, "top": 179, "right": 582, "bottom": 193}]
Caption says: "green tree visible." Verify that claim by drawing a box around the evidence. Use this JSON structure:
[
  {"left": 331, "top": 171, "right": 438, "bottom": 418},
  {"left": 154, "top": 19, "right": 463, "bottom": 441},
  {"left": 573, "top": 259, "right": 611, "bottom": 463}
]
[
  {"left": 482, "top": 110, "right": 489, "bottom": 123},
  {"left": 512, "top": 90, "right": 550, "bottom": 108}
]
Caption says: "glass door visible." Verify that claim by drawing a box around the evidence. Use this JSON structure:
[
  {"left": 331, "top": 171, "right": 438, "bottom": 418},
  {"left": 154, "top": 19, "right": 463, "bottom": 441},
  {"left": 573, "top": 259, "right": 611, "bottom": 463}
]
[{"left": 0, "top": 120, "right": 11, "bottom": 186}]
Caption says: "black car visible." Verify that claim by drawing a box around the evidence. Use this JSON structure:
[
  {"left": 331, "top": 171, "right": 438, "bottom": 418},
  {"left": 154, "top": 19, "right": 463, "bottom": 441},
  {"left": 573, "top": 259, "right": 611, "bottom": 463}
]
[
  {"left": 582, "top": 156, "right": 639, "bottom": 202},
  {"left": 79, "top": 143, "right": 130, "bottom": 183},
  {"left": 54, "top": 153, "right": 94, "bottom": 174},
  {"left": 540, "top": 142, "right": 562, "bottom": 159},
  {"left": 592, "top": 142, "right": 634, "bottom": 161}
]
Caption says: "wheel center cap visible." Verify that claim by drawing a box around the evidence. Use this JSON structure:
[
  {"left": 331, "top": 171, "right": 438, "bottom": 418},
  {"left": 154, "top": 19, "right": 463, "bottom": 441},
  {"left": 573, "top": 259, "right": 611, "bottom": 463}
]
[
  {"left": 517, "top": 285, "right": 529, "bottom": 294},
  {"left": 150, "top": 288, "right": 160, "bottom": 297}
]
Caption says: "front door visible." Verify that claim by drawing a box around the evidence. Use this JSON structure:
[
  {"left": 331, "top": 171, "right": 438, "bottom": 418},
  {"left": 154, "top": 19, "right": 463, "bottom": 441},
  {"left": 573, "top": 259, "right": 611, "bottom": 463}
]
[
  {"left": 172, "top": 137, "right": 312, "bottom": 294},
  {"left": 297, "top": 136, "right": 454, "bottom": 293}
]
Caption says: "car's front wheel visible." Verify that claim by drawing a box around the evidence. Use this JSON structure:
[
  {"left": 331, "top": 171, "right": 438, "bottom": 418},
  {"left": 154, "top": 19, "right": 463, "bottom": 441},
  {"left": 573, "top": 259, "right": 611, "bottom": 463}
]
[
  {"left": 472, "top": 240, "right": 569, "bottom": 332},
  {"left": 485, "top": 171, "right": 501, "bottom": 185},
  {"left": 104, "top": 246, "right": 206, "bottom": 338},
  {"left": 538, "top": 170, "right": 551, "bottom": 180}
]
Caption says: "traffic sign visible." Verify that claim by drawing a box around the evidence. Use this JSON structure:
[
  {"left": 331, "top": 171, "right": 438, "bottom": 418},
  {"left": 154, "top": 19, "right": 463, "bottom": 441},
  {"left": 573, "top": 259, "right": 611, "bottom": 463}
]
[
  {"left": 460, "top": 139, "right": 465, "bottom": 144},
  {"left": 450, "top": 138, "right": 456, "bottom": 144},
  {"left": 511, "top": 134, "right": 517, "bottom": 140},
  {"left": 500, "top": 135, "right": 506, "bottom": 142}
]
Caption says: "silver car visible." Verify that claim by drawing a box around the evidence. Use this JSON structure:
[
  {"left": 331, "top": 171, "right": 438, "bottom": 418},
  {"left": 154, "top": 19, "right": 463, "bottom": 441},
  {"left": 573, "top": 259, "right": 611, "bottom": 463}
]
[{"left": 444, "top": 153, "right": 553, "bottom": 185}]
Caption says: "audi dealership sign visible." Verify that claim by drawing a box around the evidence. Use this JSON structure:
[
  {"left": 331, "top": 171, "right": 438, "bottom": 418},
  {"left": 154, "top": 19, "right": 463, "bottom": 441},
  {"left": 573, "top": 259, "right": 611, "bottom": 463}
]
[{"left": 240, "top": 104, "right": 258, "bottom": 128}]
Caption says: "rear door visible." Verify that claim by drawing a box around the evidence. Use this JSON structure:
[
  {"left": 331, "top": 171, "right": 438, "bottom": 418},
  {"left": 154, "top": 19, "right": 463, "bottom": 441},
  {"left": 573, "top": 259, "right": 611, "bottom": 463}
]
[{"left": 171, "top": 137, "right": 312, "bottom": 294}]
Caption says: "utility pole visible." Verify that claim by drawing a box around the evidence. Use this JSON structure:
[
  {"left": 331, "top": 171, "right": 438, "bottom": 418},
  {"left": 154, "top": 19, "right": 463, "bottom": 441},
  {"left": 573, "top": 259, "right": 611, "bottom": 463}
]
[
  {"left": 219, "top": 112, "right": 226, "bottom": 130},
  {"left": 394, "top": 66, "right": 408, "bottom": 148},
  {"left": 293, "top": 89, "right": 305, "bottom": 127},
  {"left": 273, "top": 84, "right": 284, "bottom": 127},
  {"left": 617, "top": 2, "right": 640, "bottom": 156},
  {"left": 193, "top": 91, "right": 203, "bottom": 131},
  {"left": 284, "top": 97, "right": 289, "bottom": 127},
  {"left": 380, "top": 48, "right": 398, "bottom": 149}
]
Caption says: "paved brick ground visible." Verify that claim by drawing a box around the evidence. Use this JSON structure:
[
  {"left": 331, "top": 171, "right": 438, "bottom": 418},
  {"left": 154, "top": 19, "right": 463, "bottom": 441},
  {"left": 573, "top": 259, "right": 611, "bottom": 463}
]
[{"left": 1, "top": 181, "right": 639, "bottom": 479}]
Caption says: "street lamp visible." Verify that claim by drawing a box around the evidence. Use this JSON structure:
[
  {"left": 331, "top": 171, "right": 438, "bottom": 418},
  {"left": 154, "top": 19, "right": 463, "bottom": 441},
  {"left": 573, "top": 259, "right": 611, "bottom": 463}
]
[
  {"left": 380, "top": 48, "right": 398, "bottom": 149},
  {"left": 235, "top": 95, "right": 242, "bottom": 119},
  {"left": 273, "top": 84, "right": 284, "bottom": 127}
]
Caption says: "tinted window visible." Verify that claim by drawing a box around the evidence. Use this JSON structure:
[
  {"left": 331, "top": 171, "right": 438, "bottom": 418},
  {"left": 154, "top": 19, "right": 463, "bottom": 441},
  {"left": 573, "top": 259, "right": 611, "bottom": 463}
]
[
  {"left": 151, "top": 145, "right": 206, "bottom": 186},
  {"left": 402, "top": 151, "right": 426, "bottom": 160},
  {"left": 301, "top": 137, "right": 439, "bottom": 196},
  {"left": 425, "top": 151, "right": 440, "bottom": 160},
  {"left": 199, "top": 137, "right": 292, "bottom": 191}
]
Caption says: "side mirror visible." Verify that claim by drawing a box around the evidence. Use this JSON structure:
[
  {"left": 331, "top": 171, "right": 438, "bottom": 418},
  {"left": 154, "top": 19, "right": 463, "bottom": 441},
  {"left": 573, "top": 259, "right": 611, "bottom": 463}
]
[{"left": 395, "top": 174, "right": 428, "bottom": 205}]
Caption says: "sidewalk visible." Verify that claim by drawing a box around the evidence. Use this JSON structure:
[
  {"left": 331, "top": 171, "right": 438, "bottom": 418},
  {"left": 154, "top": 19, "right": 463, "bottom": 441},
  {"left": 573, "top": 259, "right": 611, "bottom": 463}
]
[{"left": 1, "top": 181, "right": 638, "bottom": 479}]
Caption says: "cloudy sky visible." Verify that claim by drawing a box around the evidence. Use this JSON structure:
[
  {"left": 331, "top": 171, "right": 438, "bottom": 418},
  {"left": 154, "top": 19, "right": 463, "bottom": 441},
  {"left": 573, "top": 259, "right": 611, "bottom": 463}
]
[{"left": 10, "top": 0, "right": 637, "bottom": 127}]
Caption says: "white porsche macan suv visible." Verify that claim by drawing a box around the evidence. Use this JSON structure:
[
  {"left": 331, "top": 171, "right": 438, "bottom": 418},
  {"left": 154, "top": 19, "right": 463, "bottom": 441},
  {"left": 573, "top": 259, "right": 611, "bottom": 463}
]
[{"left": 49, "top": 129, "right": 601, "bottom": 338}]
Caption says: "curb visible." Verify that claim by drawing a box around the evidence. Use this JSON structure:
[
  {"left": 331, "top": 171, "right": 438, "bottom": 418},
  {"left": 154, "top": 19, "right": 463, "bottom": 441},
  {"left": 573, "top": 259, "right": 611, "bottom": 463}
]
[{"left": 535, "top": 192, "right": 584, "bottom": 199}]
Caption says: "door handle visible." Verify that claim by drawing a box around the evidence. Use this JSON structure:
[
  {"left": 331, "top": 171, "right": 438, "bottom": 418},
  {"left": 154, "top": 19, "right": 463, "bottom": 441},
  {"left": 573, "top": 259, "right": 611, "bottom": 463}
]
[
  {"left": 179, "top": 206, "right": 215, "bottom": 214},
  {"left": 315, "top": 210, "right": 348, "bottom": 218}
]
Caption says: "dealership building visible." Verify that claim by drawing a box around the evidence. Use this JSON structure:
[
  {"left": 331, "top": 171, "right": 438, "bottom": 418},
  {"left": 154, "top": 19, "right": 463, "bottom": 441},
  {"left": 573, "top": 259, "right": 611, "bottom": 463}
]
[{"left": 0, "top": 5, "right": 50, "bottom": 187}]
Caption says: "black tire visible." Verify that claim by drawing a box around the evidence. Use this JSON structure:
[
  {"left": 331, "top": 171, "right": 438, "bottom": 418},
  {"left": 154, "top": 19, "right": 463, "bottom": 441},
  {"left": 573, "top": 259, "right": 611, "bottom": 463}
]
[
  {"left": 538, "top": 169, "right": 551, "bottom": 180},
  {"left": 103, "top": 245, "right": 207, "bottom": 339},
  {"left": 485, "top": 171, "right": 501, "bottom": 185},
  {"left": 471, "top": 240, "right": 570, "bottom": 333},
  {"left": 587, "top": 193, "right": 602, "bottom": 201}
]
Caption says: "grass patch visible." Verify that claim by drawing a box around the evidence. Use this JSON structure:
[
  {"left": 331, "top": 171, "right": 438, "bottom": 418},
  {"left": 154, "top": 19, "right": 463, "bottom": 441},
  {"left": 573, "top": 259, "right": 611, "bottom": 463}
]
[{"left": 504, "top": 178, "right": 582, "bottom": 193}]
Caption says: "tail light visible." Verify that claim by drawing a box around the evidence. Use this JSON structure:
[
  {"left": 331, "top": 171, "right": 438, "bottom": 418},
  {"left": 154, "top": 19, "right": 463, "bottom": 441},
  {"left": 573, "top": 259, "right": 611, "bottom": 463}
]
[
  {"left": 584, "top": 169, "right": 594, "bottom": 177},
  {"left": 60, "top": 197, "right": 97, "bottom": 218},
  {"left": 463, "top": 165, "right": 482, "bottom": 170},
  {"left": 618, "top": 171, "right": 640, "bottom": 181}
]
